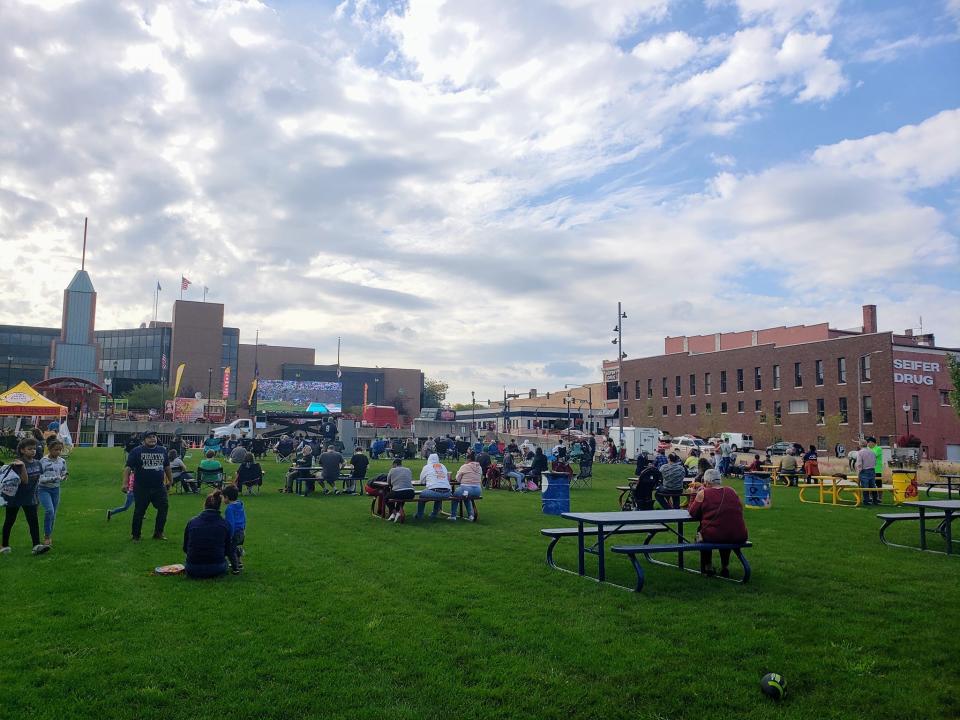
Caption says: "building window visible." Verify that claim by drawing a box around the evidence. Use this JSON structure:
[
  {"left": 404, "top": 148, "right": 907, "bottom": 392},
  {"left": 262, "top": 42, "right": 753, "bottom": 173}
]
[
  {"left": 911, "top": 395, "right": 920, "bottom": 423},
  {"left": 705, "top": 403, "right": 712, "bottom": 414},
  {"left": 720, "top": 370, "right": 727, "bottom": 393},
  {"left": 754, "top": 367, "right": 762, "bottom": 391},
  {"left": 647, "top": 405, "right": 654, "bottom": 417},
  {"left": 635, "top": 380, "right": 641, "bottom": 399},
  {"left": 676, "top": 404, "right": 682, "bottom": 416},
  {"left": 690, "top": 404, "right": 697, "bottom": 415},
  {"left": 862, "top": 395, "right": 873, "bottom": 424},
  {"left": 662, "top": 377, "right": 668, "bottom": 398},
  {"left": 704, "top": 372, "right": 711, "bottom": 395},
  {"left": 675, "top": 376, "right": 681, "bottom": 397},
  {"left": 815, "top": 360, "right": 824, "bottom": 386},
  {"left": 839, "top": 397, "right": 848, "bottom": 424},
  {"left": 737, "top": 368, "right": 744, "bottom": 392},
  {"left": 759, "top": 412, "right": 767, "bottom": 424},
  {"left": 773, "top": 401, "right": 782, "bottom": 425},
  {"left": 772, "top": 364, "right": 780, "bottom": 390},
  {"left": 647, "top": 379, "right": 653, "bottom": 399},
  {"left": 838, "top": 357, "right": 847, "bottom": 384},
  {"left": 940, "top": 390, "right": 950, "bottom": 405},
  {"left": 721, "top": 401, "right": 728, "bottom": 414},
  {"left": 662, "top": 406, "right": 668, "bottom": 416},
  {"left": 794, "top": 362, "right": 803, "bottom": 388},
  {"left": 816, "top": 399, "right": 825, "bottom": 424},
  {"left": 737, "top": 400, "right": 744, "bottom": 413},
  {"left": 788, "top": 400, "right": 809, "bottom": 414},
  {"left": 623, "top": 381, "right": 629, "bottom": 400},
  {"left": 755, "top": 399, "right": 762, "bottom": 412},
  {"left": 689, "top": 374, "right": 696, "bottom": 395},
  {"left": 860, "top": 355, "right": 872, "bottom": 382},
  {"left": 623, "top": 406, "right": 629, "bottom": 417}
]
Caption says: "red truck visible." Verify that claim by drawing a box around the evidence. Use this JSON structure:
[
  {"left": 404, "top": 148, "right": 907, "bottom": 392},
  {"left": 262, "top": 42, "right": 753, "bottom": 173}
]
[{"left": 362, "top": 405, "right": 400, "bottom": 428}]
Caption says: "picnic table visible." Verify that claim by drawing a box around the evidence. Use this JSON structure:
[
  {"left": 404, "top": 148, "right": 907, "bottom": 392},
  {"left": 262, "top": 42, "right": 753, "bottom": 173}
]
[
  {"left": 559, "top": 510, "right": 694, "bottom": 582},
  {"left": 902, "top": 500, "right": 960, "bottom": 554},
  {"left": 925, "top": 475, "right": 959, "bottom": 499}
]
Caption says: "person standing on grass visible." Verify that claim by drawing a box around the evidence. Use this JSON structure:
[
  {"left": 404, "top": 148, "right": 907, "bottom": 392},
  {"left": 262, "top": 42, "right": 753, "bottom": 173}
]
[
  {"left": 415, "top": 452, "right": 451, "bottom": 520},
  {"left": 869, "top": 437, "right": 884, "bottom": 495},
  {"left": 687, "top": 469, "right": 748, "bottom": 578},
  {"left": 855, "top": 440, "right": 879, "bottom": 505},
  {"left": 385, "top": 458, "right": 415, "bottom": 522},
  {"left": 719, "top": 438, "right": 733, "bottom": 476},
  {"left": 1, "top": 437, "right": 49, "bottom": 555},
  {"left": 451, "top": 451, "right": 483, "bottom": 522},
  {"left": 183, "top": 489, "right": 238, "bottom": 578},
  {"left": 802, "top": 445, "right": 820, "bottom": 484},
  {"left": 126, "top": 430, "right": 172, "bottom": 542},
  {"left": 107, "top": 470, "right": 136, "bottom": 522},
  {"left": 38, "top": 439, "right": 68, "bottom": 547}
]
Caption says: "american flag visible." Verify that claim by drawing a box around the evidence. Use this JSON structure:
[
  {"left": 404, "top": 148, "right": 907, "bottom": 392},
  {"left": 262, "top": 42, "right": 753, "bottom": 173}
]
[
  {"left": 161, "top": 353, "right": 167, "bottom": 370},
  {"left": 181, "top": 276, "right": 191, "bottom": 290}
]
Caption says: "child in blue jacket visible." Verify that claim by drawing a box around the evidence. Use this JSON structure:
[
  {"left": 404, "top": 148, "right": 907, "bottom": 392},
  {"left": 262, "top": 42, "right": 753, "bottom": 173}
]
[{"left": 222, "top": 484, "right": 246, "bottom": 572}]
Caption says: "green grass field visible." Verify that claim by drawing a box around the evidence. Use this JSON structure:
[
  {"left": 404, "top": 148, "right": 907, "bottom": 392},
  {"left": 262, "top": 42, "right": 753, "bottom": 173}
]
[{"left": 1, "top": 448, "right": 958, "bottom": 720}]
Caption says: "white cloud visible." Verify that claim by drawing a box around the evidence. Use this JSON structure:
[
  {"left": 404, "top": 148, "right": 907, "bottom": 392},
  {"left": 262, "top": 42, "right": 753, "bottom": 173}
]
[
  {"left": 813, "top": 108, "right": 960, "bottom": 189},
  {"left": 710, "top": 0, "right": 839, "bottom": 30}
]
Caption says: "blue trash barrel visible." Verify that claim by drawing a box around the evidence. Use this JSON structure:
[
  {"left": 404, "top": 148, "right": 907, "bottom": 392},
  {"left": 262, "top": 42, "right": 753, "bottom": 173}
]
[
  {"left": 744, "top": 472, "right": 772, "bottom": 509},
  {"left": 541, "top": 471, "right": 571, "bottom": 515}
]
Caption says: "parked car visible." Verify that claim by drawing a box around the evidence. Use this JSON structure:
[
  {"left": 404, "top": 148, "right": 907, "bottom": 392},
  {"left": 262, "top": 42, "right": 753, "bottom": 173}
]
[
  {"left": 765, "top": 441, "right": 799, "bottom": 456},
  {"left": 671, "top": 436, "right": 708, "bottom": 458}
]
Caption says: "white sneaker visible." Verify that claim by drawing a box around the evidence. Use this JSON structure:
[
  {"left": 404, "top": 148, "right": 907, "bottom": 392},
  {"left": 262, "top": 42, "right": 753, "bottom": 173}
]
[
  {"left": 447, "top": 515, "right": 457, "bottom": 521},
  {"left": 392, "top": 513, "right": 401, "bottom": 523},
  {"left": 0, "top": 546, "right": 11, "bottom": 554},
  {"left": 467, "top": 515, "right": 475, "bottom": 522},
  {"left": 387, "top": 513, "right": 396, "bottom": 521},
  {"left": 32, "top": 544, "right": 51, "bottom": 555}
]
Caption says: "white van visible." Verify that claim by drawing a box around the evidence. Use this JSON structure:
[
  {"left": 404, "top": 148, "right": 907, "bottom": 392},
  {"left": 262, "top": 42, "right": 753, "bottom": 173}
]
[{"left": 720, "top": 432, "right": 754, "bottom": 452}]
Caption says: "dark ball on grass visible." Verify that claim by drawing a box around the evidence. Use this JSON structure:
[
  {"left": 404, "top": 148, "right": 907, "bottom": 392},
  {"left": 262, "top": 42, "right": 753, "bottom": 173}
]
[{"left": 760, "top": 672, "right": 786, "bottom": 701}]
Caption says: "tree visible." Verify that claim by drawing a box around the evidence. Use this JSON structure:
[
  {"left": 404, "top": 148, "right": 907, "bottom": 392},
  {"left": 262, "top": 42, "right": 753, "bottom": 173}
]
[
  {"left": 422, "top": 378, "right": 449, "bottom": 407},
  {"left": 948, "top": 353, "right": 960, "bottom": 418},
  {"left": 822, "top": 413, "right": 844, "bottom": 451},
  {"left": 123, "top": 383, "right": 165, "bottom": 410},
  {"left": 452, "top": 402, "right": 481, "bottom": 410},
  {"left": 390, "top": 394, "right": 407, "bottom": 415},
  {"left": 697, "top": 408, "right": 723, "bottom": 440}
]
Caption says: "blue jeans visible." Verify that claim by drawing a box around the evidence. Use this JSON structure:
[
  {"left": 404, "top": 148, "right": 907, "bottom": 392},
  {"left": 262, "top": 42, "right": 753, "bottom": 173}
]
[
  {"left": 450, "top": 485, "right": 482, "bottom": 519},
  {"left": 858, "top": 469, "right": 878, "bottom": 504},
  {"left": 185, "top": 560, "right": 227, "bottom": 579},
  {"left": 415, "top": 488, "right": 451, "bottom": 518},
  {"left": 505, "top": 471, "right": 524, "bottom": 490},
  {"left": 38, "top": 486, "right": 60, "bottom": 538},
  {"left": 111, "top": 491, "right": 135, "bottom": 516}
]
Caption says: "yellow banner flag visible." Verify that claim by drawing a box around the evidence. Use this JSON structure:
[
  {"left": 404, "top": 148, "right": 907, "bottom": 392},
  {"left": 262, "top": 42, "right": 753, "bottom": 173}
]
[
  {"left": 247, "top": 377, "right": 258, "bottom": 406},
  {"left": 172, "top": 363, "right": 186, "bottom": 398}
]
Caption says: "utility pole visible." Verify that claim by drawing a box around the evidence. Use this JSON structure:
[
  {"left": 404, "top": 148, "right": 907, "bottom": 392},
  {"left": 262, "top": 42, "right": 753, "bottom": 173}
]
[{"left": 612, "top": 302, "right": 627, "bottom": 450}]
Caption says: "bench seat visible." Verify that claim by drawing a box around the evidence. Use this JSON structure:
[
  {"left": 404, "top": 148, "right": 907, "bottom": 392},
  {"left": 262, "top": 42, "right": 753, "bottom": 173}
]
[
  {"left": 540, "top": 524, "right": 667, "bottom": 569},
  {"left": 877, "top": 512, "right": 950, "bottom": 548},
  {"left": 612, "top": 541, "right": 752, "bottom": 592},
  {"left": 372, "top": 494, "right": 483, "bottom": 523}
]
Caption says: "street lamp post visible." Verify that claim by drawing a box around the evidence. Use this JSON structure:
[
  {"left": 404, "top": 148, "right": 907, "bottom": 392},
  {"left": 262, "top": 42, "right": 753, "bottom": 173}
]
[
  {"left": 110, "top": 360, "right": 118, "bottom": 435},
  {"left": 612, "top": 302, "right": 628, "bottom": 451},
  {"left": 5, "top": 356, "right": 12, "bottom": 389},
  {"left": 471, "top": 391, "right": 475, "bottom": 440},
  {"left": 856, "top": 350, "right": 883, "bottom": 441},
  {"left": 207, "top": 368, "right": 213, "bottom": 419},
  {"left": 902, "top": 402, "right": 911, "bottom": 439},
  {"left": 563, "top": 395, "right": 574, "bottom": 443}
]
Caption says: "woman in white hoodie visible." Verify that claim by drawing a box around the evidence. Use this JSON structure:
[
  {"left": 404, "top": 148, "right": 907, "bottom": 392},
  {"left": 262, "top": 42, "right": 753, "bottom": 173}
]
[{"left": 414, "top": 453, "right": 451, "bottom": 520}]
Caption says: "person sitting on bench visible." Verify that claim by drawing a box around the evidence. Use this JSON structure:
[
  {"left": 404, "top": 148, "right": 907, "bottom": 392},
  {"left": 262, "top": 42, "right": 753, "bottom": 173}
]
[
  {"left": 414, "top": 453, "right": 451, "bottom": 519},
  {"left": 347, "top": 447, "right": 369, "bottom": 494},
  {"left": 687, "top": 469, "right": 748, "bottom": 577},
  {"left": 233, "top": 452, "right": 263, "bottom": 495},
  {"left": 385, "top": 459, "right": 414, "bottom": 523},
  {"left": 656, "top": 454, "right": 686, "bottom": 509},
  {"left": 284, "top": 446, "right": 314, "bottom": 493},
  {"left": 502, "top": 451, "right": 525, "bottom": 492},
  {"left": 746, "top": 454, "right": 763, "bottom": 472},
  {"left": 778, "top": 449, "right": 800, "bottom": 486},
  {"left": 452, "top": 451, "right": 483, "bottom": 522}
]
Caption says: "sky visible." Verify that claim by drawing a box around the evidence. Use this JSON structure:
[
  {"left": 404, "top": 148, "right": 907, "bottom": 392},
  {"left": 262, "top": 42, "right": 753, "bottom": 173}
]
[{"left": 1, "top": 0, "right": 958, "bottom": 404}]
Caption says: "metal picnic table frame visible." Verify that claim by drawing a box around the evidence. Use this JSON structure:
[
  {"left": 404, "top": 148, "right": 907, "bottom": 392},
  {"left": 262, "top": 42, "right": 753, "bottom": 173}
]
[
  {"left": 925, "top": 475, "right": 959, "bottom": 500},
  {"left": 902, "top": 500, "right": 960, "bottom": 555}
]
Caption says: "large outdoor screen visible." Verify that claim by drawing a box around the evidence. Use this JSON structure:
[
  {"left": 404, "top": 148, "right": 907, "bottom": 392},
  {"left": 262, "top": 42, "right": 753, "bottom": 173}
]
[{"left": 257, "top": 380, "right": 342, "bottom": 414}]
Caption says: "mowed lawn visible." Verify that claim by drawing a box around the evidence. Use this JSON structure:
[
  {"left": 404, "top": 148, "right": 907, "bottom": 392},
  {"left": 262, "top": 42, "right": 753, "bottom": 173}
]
[{"left": 1, "top": 449, "right": 958, "bottom": 720}]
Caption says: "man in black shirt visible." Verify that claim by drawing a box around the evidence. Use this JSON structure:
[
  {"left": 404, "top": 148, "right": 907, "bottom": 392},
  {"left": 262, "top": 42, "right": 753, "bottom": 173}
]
[
  {"left": 347, "top": 446, "right": 369, "bottom": 495},
  {"left": 125, "top": 430, "right": 172, "bottom": 541}
]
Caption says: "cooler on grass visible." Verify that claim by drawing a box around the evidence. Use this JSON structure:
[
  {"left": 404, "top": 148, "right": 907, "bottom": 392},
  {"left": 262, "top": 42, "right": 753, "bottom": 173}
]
[
  {"left": 744, "top": 472, "right": 772, "bottom": 509},
  {"left": 541, "top": 471, "right": 570, "bottom": 515}
]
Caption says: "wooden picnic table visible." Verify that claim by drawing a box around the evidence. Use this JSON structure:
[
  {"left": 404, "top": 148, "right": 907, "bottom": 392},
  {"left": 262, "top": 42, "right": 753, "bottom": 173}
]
[
  {"left": 559, "top": 510, "right": 693, "bottom": 582},
  {"left": 902, "top": 500, "right": 960, "bottom": 554}
]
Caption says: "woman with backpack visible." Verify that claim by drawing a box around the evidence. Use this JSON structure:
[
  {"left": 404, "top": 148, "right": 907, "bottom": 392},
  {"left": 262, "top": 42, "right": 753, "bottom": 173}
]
[{"left": 1, "top": 437, "right": 50, "bottom": 555}]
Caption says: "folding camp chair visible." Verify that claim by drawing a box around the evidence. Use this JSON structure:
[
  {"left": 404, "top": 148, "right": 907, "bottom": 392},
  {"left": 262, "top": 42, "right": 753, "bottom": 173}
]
[
  {"left": 571, "top": 457, "right": 593, "bottom": 489},
  {"left": 197, "top": 466, "right": 225, "bottom": 490}
]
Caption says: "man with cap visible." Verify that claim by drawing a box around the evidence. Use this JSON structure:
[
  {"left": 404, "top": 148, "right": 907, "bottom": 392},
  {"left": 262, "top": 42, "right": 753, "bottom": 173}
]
[{"left": 124, "top": 430, "right": 173, "bottom": 541}]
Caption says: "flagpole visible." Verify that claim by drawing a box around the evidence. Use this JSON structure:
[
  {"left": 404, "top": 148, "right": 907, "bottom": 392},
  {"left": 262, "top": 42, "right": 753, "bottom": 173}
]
[
  {"left": 180, "top": 276, "right": 183, "bottom": 301},
  {"left": 252, "top": 328, "right": 259, "bottom": 437}
]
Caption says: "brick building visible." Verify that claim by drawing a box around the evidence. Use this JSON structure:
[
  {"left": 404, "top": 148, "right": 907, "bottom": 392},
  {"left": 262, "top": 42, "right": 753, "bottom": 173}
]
[{"left": 603, "top": 306, "right": 960, "bottom": 460}]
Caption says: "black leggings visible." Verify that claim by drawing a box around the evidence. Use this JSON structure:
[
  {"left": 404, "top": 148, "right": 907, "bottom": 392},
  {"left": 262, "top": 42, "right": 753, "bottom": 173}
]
[
  {"left": 700, "top": 548, "right": 732, "bottom": 570},
  {"left": 386, "top": 488, "right": 415, "bottom": 513},
  {"left": 3, "top": 505, "right": 41, "bottom": 547}
]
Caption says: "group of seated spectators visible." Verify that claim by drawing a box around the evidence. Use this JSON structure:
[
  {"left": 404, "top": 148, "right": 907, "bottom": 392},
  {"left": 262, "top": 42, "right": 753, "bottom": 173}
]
[
  {"left": 167, "top": 448, "right": 264, "bottom": 495},
  {"left": 282, "top": 445, "right": 369, "bottom": 496}
]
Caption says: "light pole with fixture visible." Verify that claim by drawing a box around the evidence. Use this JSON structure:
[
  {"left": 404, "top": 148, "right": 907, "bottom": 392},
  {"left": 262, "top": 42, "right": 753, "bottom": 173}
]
[
  {"left": 902, "top": 402, "right": 911, "bottom": 439},
  {"left": 611, "top": 302, "right": 627, "bottom": 451},
  {"left": 207, "top": 368, "right": 213, "bottom": 418},
  {"left": 5, "top": 356, "right": 12, "bottom": 389},
  {"left": 564, "top": 383, "right": 593, "bottom": 433},
  {"left": 502, "top": 389, "right": 520, "bottom": 437},
  {"left": 856, "top": 350, "right": 883, "bottom": 441},
  {"left": 471, "top": 391, "right": 475, "bottom": 440}
]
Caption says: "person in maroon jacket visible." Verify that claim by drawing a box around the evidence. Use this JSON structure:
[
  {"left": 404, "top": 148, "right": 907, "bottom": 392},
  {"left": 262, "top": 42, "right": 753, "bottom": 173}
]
[{"left": 687, "top": 469, "right": 748, "bottom": 577}]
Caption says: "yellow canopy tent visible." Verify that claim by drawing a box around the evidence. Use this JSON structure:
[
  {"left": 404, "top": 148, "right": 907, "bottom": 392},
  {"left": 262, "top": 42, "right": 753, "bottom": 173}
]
[{"left": 0, "top": 382, "right": 68, "bottom": 417}]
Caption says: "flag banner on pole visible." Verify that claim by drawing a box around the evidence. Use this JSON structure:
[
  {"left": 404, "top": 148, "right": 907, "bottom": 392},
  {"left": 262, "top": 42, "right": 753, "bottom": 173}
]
[
  {"left": 248, "top": 377, "right": 258, "bottom": 406},
  {"left": 222, "top": 366, "right": 231, "bottom": 399},
  {"left": 161, "top": 353, "right": 168, "bottom": 371},
  {"left": 172, "top": 363, "right": 186, "bottom": 397},
  {"left": 156, "top": 281, "right": 162, "bottom": 292},
  {"left": 337, "top": 366, "right": 342, "bottom": 379},
  {"left": 181, "top": 276, "right": 191, "bottom": 290}
]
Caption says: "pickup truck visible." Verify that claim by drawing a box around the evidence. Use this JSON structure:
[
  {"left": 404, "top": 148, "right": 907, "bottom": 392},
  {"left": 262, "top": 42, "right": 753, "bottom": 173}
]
[{"left": 212, "top": 418, "right": 266, "bottom": 438}]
